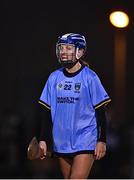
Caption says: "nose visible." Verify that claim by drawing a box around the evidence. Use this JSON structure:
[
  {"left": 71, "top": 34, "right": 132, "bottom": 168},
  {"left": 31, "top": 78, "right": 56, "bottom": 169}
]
[{"left": 60, "top": 48, "right": 66, "bottom": 54}]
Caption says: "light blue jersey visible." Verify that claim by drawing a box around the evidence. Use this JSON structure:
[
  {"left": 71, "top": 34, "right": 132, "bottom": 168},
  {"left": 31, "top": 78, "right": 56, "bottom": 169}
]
[{"left": 39, "top": 65, "right": 111, "bottom": 153}]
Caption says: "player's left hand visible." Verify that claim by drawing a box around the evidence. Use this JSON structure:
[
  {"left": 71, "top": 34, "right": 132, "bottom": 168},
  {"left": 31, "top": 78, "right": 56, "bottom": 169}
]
[{"left": 94, "top": 141, "right": 106, "bottom": 160}]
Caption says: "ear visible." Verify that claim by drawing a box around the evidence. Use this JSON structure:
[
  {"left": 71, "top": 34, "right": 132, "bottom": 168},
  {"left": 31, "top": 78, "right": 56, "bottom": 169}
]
[{"left": 77, "top": 49, "right": 84, "bottom": 59}]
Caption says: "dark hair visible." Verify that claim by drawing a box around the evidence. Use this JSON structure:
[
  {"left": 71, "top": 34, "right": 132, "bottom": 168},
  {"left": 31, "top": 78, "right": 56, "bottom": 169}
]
[{"left": 80, "top": 60, "right": 89, "bottom": 67}]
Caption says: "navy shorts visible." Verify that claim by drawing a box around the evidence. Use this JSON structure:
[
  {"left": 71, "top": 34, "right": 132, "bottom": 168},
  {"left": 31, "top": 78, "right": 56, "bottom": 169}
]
[{"left": 54, "top": 150, "right": 94, "bottom": 158}]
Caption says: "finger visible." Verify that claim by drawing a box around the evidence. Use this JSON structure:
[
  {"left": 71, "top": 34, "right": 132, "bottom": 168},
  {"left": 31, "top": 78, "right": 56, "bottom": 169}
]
[
  {"left": 96, "top": 155, "right": 100, "bottom": 160},
  {"left": 94, "top": 150, "right": 98, "bottom": 159},
  {"left": 95, "top": 151, "right": 102, "bottom": 160},
  {"left": 39, "top": 149, "right": 46, "bottom": 160},
  {"left": 95, "top": 153, "right": 99, "bottom": 160},
  {"left": 39, "top": 148, "right": 46, "bottom": 157},
  {"left": 97, "top": 152, "right": 106, "bottom": 160},
  {"left": 40, "top": 155, "right": 46, "bottom": 160}
]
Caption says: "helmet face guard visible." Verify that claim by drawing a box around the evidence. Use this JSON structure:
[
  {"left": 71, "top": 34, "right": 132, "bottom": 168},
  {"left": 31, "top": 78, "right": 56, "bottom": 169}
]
[{"left": 56, "top": 33, "right": 86, "bottom": 68}]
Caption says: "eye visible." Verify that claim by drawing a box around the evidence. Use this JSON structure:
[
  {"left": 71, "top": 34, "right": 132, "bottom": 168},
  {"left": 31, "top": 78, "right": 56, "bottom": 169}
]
[
  {"left": 67, "top": 46, "right": 73, "bottom": 50},
  {"left": 67, "top": 47, "right": 71, "bottom": 50},
  {"left": 59, "top": 46, "right": 64, "bottom": 51}
]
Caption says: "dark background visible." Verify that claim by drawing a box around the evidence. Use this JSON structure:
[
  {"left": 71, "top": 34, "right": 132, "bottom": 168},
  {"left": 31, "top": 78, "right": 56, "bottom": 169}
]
[{"left": 1, "top": 0, "right": 134, "bottom": 178}]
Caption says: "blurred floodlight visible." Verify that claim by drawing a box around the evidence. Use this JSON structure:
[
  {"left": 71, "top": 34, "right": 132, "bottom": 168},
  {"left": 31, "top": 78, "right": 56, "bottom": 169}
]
[{"left": 109, "top": 11, "right": 129, "bottom": 28}]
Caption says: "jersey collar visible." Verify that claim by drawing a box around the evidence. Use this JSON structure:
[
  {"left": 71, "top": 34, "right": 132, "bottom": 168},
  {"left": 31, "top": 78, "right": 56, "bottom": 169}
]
[{"left": 63, "top": 62, "right": 85, "bottom": 77}]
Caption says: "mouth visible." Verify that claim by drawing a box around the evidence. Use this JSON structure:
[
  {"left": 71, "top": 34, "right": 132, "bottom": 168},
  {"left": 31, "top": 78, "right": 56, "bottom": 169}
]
[{"left": 61, "top": 56, "right": 68, "bottom": 60}]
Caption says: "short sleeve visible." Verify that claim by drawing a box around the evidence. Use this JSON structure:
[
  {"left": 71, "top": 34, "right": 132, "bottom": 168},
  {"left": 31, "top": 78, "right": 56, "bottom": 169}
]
[
  {"left": 38, "top": 79, "right": 51, "bottom": 110},
  {"left": 89, "top": 75, "right": 111, "bottom": 109}
]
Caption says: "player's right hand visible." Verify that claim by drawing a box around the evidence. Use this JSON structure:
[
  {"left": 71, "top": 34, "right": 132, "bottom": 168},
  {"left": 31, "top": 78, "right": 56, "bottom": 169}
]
[{"left": 39, "top": 141, "right": 47, "bottom": 160}]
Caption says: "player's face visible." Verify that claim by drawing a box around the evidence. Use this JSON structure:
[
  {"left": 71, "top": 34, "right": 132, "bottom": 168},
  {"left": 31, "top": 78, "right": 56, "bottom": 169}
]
[{"left": 59, "top": 44, "right": 76, "bottom": 62}]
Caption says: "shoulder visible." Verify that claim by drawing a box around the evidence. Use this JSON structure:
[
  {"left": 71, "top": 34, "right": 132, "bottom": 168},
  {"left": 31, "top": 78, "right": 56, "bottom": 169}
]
[
  {"left": 83, "top": 66, "right": 99, "bottom": 79},
  {"left": 47, "top": 68, "right": 63, "bottom": 82}
]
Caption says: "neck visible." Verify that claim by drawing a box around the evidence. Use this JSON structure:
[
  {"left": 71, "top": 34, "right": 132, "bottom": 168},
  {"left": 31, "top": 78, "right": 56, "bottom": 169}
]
[{"left": 66, "top": 61, "right": 81, "bottom": 73}]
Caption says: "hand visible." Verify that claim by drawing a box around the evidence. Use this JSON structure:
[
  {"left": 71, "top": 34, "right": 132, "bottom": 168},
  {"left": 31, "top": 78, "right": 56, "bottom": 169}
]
[
  {"left": 39, "top": 141, "right": 47, "bottom": 160},
  {"left": 94, "top": 141, "right": 106, "bottom": 160}
]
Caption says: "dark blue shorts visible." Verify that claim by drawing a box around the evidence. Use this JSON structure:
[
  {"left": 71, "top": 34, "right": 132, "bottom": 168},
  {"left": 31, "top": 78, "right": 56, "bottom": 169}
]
[{"left": 54, "top": 150, "right": 94, "bottom": 158}]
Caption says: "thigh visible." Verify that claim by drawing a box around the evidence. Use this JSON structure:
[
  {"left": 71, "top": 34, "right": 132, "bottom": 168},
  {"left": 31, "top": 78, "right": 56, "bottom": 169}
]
[
  {"left": 58, "top": 157, "right": 73, "bottom": 179},
  {"left": 70, "top": 154, "right": 94, "bottom": 179}
]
